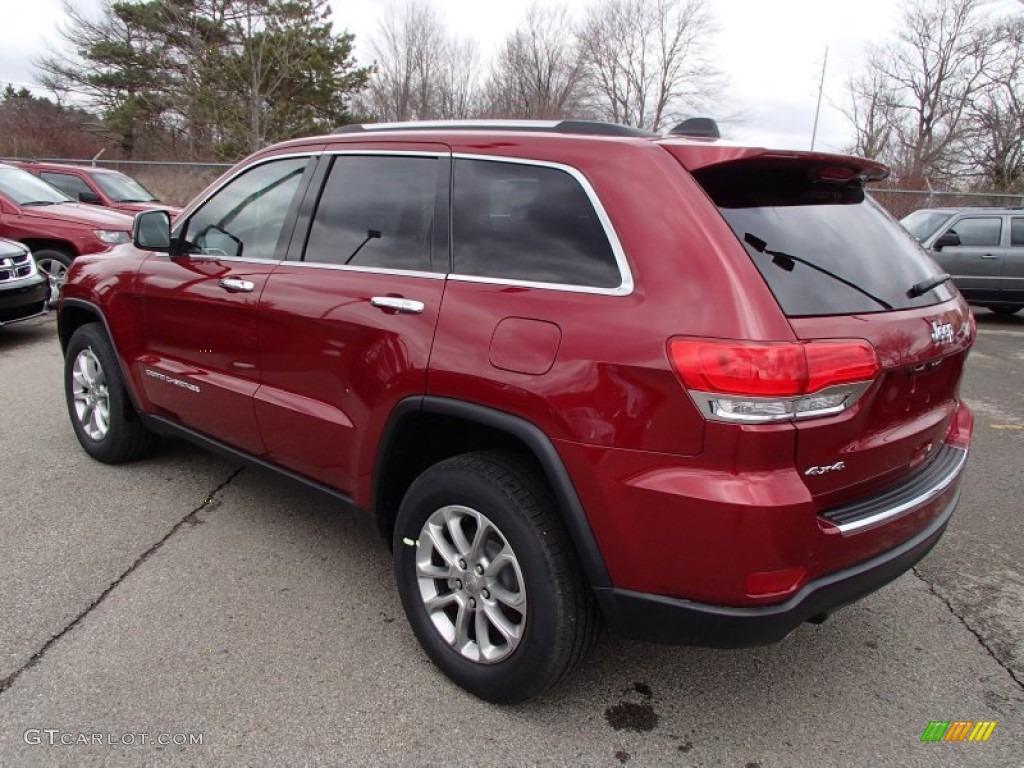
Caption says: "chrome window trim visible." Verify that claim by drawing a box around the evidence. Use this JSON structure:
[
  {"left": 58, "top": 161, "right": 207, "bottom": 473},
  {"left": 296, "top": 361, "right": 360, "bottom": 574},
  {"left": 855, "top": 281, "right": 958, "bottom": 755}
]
[
  {"left": 449, "top": 153, "right": 634, "bottom": 297},
  {"left": 323, "top": 150, "right": 448, "bottom": 158},
  {"left": 835, "top": 447, "right": 968, "bottom": 535},
  {"left": 276, "top": 261, "right": 445, "bottom": 280}
]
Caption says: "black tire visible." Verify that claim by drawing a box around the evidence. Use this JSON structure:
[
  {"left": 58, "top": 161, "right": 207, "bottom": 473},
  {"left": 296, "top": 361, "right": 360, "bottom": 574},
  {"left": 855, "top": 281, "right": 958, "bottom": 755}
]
[
  {"left": 988, "top": 305, "right": 1021, "bottom": 317},
  {"left": 64, "top": 322, "right": 158, "bottom": 463},
  {"left": 32, "top": 248, "right": 73, "bottom": 308},
  {"left": 393, "top": 450, "right": 599, "bottom": 704}
]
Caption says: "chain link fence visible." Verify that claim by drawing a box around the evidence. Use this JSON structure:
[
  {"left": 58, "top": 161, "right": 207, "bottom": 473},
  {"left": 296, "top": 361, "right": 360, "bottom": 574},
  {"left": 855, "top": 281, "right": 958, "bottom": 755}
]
[
  {"left": 869, "top": 188, "right": 1024, "bottom": 220},
  {"left": 2, "top": 158, "right": 233, "bottom": 206}
]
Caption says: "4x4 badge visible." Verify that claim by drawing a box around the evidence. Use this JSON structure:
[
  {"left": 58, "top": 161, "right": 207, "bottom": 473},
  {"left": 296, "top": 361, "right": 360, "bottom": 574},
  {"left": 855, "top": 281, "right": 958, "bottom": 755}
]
[{"left": 930, "top": 320, "right": 954, "bottom": 345}]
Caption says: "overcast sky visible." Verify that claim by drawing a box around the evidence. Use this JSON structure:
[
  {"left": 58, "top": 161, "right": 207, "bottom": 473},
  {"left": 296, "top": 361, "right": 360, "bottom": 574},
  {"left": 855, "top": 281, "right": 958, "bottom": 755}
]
[{"left": 2, "top": 0, "right": 1022, "bottom": 153}]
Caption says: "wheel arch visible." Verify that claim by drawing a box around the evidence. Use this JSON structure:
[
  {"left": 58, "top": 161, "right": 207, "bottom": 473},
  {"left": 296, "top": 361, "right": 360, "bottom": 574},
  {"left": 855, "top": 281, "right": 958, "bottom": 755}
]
[
  {"left": 21, "top": 239, "right": 78, "bottom": 258},
  {"left": 373, "top": 396, "right": 611, "bottom": 589},
  {"left": 59, "top": 298, "right": 144, "bottom": 412}
]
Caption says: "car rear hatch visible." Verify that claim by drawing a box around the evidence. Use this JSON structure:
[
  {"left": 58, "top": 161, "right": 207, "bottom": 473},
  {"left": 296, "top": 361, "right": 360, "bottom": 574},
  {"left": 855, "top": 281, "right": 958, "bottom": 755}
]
[{"left": 666, "top": 146, "right": 973, "bottom": 516}]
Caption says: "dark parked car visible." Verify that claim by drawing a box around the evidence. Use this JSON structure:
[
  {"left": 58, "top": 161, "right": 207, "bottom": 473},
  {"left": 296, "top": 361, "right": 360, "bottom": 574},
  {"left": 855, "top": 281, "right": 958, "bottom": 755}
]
[
  {"left": 0, "top": 237, "right": 47, "bottom": 326},
  {"left": 13, "top": 161, "right": 182, "bottom": 217},
  {"left": 58, "top": 119, "right": 974, "bottom": 703},
  {"left": 0, "top": 162, "right": 134, "bottom": 305},
  {"left": 901, "top": 206, "right": 1024, "bottom": 315}
]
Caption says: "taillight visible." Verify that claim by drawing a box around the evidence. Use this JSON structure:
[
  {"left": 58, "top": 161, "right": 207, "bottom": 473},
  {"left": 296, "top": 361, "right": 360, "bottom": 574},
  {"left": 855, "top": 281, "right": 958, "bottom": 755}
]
[{"left": 669, "top": 338, "right": 879, "bottom": 423}]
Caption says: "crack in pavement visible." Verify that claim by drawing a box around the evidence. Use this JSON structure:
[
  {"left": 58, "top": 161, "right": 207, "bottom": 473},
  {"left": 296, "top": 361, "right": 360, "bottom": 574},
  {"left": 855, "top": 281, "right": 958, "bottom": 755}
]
[
  {"left": 0, "top": 466, "right": 245, "bottom": 696},
  {"left": 913, "top": 566, "right": 1024, "bottom": 691}
]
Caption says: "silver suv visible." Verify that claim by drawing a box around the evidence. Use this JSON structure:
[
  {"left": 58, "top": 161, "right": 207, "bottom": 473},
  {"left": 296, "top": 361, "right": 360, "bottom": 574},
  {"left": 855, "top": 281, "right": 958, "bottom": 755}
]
[{"left": 901, "top": 207, "right": 1024, "bottom": 316}]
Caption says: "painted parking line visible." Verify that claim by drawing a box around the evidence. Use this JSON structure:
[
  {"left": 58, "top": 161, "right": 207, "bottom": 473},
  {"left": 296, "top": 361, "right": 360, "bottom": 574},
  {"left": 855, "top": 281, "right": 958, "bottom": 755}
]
[
  {"left": 990, "top": 424, "right": 1024, "bottom": 430},
  {"left": 975, "top": 327, "right": 1024, "bottom": 337}
]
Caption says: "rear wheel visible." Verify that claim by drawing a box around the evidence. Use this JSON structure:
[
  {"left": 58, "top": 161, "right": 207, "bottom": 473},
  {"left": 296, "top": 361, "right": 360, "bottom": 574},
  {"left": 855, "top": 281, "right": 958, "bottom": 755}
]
[
  {"left": 393, "top": 451, "right": 599, "bottom": 703},
  {"left": 987, "top": 305, "right": 1021, "bottom": 316},
  {"left": 33, "top": 248, "right": 73, "bottom": 308},
  {"left": 65, "top": 323, "right": 158, "bottom": 463}
]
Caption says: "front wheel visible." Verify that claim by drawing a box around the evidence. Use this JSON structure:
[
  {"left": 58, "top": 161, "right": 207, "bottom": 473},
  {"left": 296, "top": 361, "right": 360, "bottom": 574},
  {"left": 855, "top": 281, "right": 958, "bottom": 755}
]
[
  {"left": 64, "top": 323, "right": 158, "bottom": 463},
  {"left": 33, "top": 249, "right": 73, "bottom": 308},
  {"left": 393, "top": 451, "right": 599, "bottom": 704}
]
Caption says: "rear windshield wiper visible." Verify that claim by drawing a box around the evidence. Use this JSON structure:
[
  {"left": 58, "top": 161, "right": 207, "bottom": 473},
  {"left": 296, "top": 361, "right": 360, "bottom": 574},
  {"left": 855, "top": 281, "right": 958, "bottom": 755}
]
[
  {"left": 743, "top": 233, "right": 894, "bottom": 311},
  {"left": 907, "top": 273, "right": 952, "bottom": 298}
]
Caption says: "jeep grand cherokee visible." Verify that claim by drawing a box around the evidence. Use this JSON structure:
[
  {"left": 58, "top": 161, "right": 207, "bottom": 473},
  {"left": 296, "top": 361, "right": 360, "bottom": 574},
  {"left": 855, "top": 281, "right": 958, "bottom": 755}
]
[{"left": 57, "top": 119, "right": 974, "bottom": 703}]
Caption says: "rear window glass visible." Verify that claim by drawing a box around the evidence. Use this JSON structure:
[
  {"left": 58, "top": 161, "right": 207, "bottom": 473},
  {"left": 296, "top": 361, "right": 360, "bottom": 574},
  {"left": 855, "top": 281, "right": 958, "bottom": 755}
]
[
  {"left": 1012, "top": 218, "right": 1024, "bottom": 247},
  {"left": 899, "top": 210, "right": 953, "bottom": 243},
  {"left": 694, "top": 162, "right": 956, "bottom": 317}
]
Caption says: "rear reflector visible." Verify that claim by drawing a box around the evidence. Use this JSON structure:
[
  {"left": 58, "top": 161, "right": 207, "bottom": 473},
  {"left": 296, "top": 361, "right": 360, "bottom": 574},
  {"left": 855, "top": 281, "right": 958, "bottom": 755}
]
[
  {"left": 669, "top": 338, "right": 879, "bottom": 423},
  {"left": 745, "top": 566, "right": 807, "bottom": 598}
]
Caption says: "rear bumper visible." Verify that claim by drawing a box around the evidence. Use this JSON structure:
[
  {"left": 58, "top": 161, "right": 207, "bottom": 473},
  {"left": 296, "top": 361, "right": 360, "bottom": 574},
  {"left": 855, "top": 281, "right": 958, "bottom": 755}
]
[{"left": 595, "top": 488, "right": 957, "bottom": 647}]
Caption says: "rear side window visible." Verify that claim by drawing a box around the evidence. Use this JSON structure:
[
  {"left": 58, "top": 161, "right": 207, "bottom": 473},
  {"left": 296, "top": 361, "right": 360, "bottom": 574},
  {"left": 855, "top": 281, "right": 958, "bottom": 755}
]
[
  {"left": 946, "top": 217, "right": 1001, "bottom": 247},
  {"left": 40, "top": 172, "right": 92, "bottom": 200},
  {"left": 304, "top": 155, "right": 439, "bottom": 272},
  {"left": 1012, "top": 218, "right": 1024, "bottom": 247},
  {"left": 452, "top": 159, "right": 621, "bottom": 289},
  {"left": 694, "top": 161, "right": 956, "bottom": 316}
]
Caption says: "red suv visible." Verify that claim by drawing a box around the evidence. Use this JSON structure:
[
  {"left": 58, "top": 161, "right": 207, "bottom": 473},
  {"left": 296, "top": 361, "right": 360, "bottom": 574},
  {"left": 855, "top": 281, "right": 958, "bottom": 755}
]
[
  {"left": 56, "top": 120, "right": 974, "bottom": 703},
  {"left": 0, "top": 162, "right": 134, "bottom": 303},
  {"left": 13, "top": 161, "right": 182, "bottom": 217}
]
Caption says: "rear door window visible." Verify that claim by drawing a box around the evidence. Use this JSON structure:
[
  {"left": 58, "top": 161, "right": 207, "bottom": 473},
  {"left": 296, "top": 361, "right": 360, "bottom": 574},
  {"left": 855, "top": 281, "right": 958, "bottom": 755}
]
[
  {"left": 451, "top": 159, "right": 622, "bottom": 289},
  {"left": 694, "top": 161, "right": 956, "bottom": 316},
  {"left": 945, "top": 217, "right": 1002, "bottom": 247},
  {"left": 304, "top": 155, "right": 440, "bottom": 272},
  {"left": 40, "top": 171, "right": 92, "bottom": 200},
  {"left": 1012, "top": 218, "right": 1024, "bottom": 247}
]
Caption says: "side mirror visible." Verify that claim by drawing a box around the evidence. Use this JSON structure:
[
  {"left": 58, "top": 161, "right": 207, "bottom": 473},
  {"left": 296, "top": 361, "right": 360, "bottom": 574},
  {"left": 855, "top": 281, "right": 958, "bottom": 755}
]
[
  {"left": 133, "top": 209, "right": 172, "bottom": 252},
  {"left": 78, "top": 190, "right": 102, "bottom": 205},
  {"left": 933, "top": 231, "right": 960, "bottom": 251}
]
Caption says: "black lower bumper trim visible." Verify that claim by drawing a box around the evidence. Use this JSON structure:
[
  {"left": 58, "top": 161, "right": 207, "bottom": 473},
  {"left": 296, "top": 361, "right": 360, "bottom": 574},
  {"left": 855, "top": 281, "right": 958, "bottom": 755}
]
[{"left": 595, "top": 490, "right": 958, "bottom": 647}]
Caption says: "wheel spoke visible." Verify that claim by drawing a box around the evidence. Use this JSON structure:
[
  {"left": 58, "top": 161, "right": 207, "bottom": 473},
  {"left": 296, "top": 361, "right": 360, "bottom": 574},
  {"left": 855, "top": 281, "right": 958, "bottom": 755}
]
[
  {"left": 483, "top": 601, "right": 522, "bottom": 643},
  {"left": 424, "top": 524, "right": 460, "bottom": 569},
  {"left": 416, "top": 560, "right": 453, "bottom": 580},
  {"left": 444, "top": 507, "right": 473, "bottom": 557},
  {"left": 452, "top": 598, "right": 473, "bottom": 651},
  {"left": 488, "top": 581, "right": 525, "bottom": 609},
  {"left": 484, "top": 544, "right": 515, "bottom": 577},
  {"left": 468, "top": 517, "right": 495, "bottom": 563},
  {"left": 424, "top": 591, "right": 459, "bottom": 613}
]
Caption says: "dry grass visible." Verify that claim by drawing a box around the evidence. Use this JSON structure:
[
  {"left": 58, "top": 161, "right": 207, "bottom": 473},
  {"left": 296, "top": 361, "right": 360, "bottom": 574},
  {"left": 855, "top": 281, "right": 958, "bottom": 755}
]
[{"left": 127, "top": 166, "right": 229, "bottom": 206}]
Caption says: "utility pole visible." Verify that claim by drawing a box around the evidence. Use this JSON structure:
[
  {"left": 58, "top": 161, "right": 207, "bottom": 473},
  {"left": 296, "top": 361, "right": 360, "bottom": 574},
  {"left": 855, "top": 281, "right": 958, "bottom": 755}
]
[{"left": 810, "top": 46, "right": 829, "bottom": 151}]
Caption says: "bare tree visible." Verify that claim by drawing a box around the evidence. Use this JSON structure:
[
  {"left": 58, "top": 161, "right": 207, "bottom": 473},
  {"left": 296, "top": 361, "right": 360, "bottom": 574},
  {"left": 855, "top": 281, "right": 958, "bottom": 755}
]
[
  {"left": 843, "top": 0, "right": 994, "bottom": 187},
  {"left": 434, "top": 38, "right": 482, "bottom": 119},
  {"left": 959, "top": 16, "right": 1024, "bottom": 190},
  {"left": 484, "top": 4, "right": 588, "bottom": 119},
  {"left": 577, "top": 0, "right": 723, "bottom": 131},
  {"left": 363, "top": 0, "right": 445, "bottom": 121},
  {"left": 844, "top": 69, "right": 897, "bottom": 161}
]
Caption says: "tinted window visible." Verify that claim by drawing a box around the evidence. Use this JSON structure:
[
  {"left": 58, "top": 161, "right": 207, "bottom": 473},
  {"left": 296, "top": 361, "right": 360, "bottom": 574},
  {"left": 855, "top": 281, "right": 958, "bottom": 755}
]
[
  {"left": 946, "top": 217, "right": 1001, "bottom": 247},
  {"left": 696, "top": 163, "right": 955, "bottom": 316},
  {"left": 452, "top": 159, "right": 620, "bottom": 289},
  {"left": 1010, "top": 218, "right": 1024, "bottom": 247},
  {"left": 304, "top": 155, "right": 438, "bottom": 271},
  {"left": 0, "top": 166, "right": 72, "bottom": 205},
  {"left": 899, "top": 209, "right": 953, "bottom": 243},
  {"left": 40, "top": 172, "right": 92, "bottom": 199},
  {"left": 182, "top": 157, "right": 308, "bottom": 260},
  {"left": 91, "top": 171, "right": 157, "bottom": 202}
]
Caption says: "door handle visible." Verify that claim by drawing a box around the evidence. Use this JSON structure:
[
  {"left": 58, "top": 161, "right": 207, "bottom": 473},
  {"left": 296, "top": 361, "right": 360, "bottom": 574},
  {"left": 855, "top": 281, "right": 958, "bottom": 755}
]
[
  {"left": 370, "top": 296, "right": 425, "bottom": 314},
  {"left": 979, "top": 253, "right": 999, "bottom": 259},
  {"left": 218, "top": 277, "right": 255, "bottom": 293}
]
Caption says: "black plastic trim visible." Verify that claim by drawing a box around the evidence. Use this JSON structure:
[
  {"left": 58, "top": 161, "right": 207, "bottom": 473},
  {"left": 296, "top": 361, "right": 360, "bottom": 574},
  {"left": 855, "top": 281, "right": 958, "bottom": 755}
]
[
  {"left": 58, "top": 298, "right": 143, "bottom": 412},
  {"left": 373, "top": 396, "right": 612, "bottom": 588},
  {"left": 141, "top": 414, "right": 357, "bottom": 508},
  {"left": 821, "top": 444, "right": 965, "bottom": 528},
  {"left": 595, "top": 489, "right": 959, "bottom": 647}
]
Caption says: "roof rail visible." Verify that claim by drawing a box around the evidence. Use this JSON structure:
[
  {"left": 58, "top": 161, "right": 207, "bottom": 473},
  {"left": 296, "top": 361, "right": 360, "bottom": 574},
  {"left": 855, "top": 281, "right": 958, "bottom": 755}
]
[{"left": 332, "top": 119, "right": 658, "bottom": 138}]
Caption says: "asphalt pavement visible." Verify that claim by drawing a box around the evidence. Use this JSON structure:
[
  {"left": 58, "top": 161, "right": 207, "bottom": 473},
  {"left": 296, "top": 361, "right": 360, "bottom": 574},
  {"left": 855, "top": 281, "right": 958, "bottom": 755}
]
[{"left": 0, "top": 311, "right": 1021, "bottom": 767}]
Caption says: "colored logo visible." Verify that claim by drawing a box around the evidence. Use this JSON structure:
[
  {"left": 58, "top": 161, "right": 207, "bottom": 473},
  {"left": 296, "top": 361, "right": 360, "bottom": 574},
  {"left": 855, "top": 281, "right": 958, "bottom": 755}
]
[{"left": 921, "top": 721, "right": 996, "bottom": 742}]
